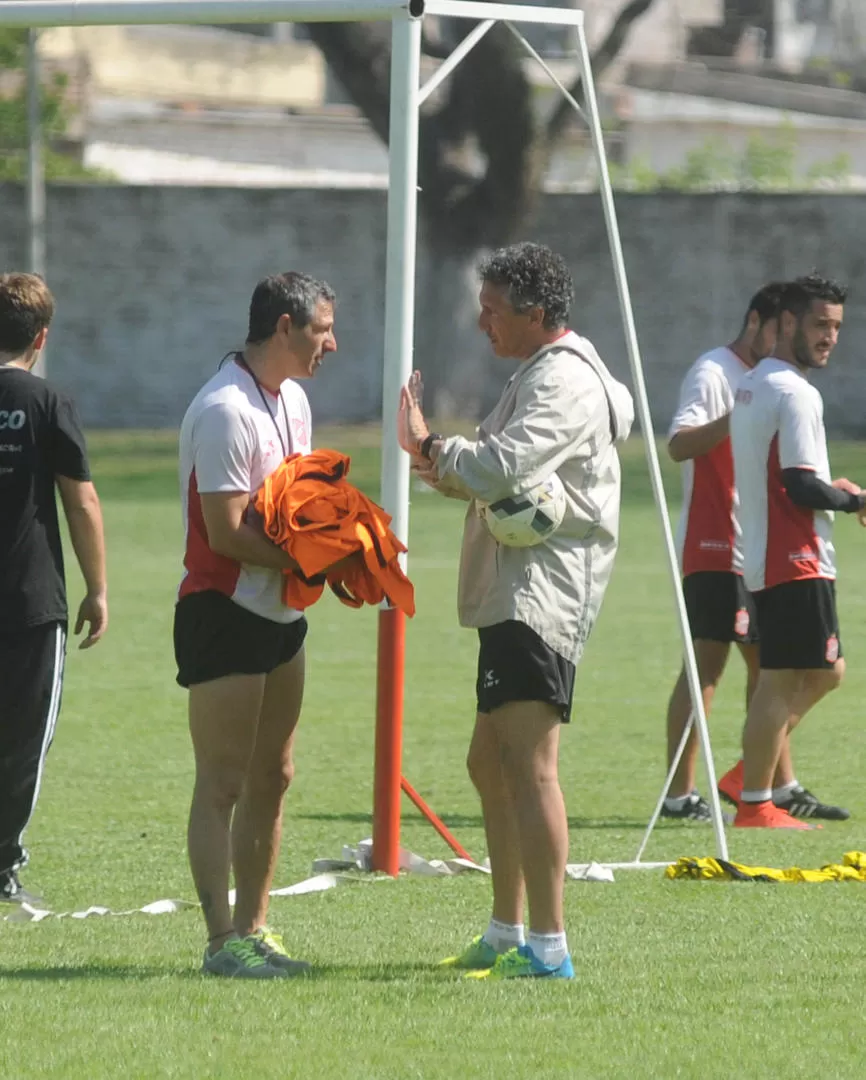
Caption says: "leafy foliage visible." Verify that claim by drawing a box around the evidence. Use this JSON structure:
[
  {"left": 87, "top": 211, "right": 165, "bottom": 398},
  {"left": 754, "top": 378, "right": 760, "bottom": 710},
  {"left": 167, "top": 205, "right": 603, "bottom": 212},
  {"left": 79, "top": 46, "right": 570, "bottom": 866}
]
[
  {"left": 611, "top": 123, "right": 852, "bottom": 192},
  {"left": 0, "top": 28, "right": 110, "bottom": 181}
]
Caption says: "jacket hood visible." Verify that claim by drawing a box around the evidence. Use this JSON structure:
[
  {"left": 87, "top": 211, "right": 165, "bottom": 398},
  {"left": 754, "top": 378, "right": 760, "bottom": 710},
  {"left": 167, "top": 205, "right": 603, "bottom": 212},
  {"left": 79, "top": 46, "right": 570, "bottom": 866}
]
[{"left": 544, "top": 331, "right": 634, "bottom": 443}]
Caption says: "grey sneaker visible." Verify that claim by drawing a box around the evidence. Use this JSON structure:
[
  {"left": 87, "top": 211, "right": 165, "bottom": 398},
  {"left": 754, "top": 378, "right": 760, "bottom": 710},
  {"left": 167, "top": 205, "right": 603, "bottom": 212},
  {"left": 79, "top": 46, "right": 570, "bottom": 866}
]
[
  {"left": 202, "top": 935, "right": 289, "bottom": 979},
  {"left": 0, "top": 870, "right": 43, "bottom": 906},
  {"left": 660, "top": 793, "right": 713, "bottom": 822},
  {"left": 248, "top": 927, "right": 312, "bottom": 976}
]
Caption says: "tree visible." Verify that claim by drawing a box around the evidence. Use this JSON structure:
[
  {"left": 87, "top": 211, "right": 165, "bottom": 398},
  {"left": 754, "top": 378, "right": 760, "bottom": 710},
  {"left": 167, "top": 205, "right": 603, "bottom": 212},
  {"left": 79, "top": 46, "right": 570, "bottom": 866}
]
[
  {"left": 687, "top": 0, "right": 775, "bottom": 59},
  {"left": 0, "top": 29, "right": 109, "bottom": 181},
  {"left": 610, "top": 126, "right": 852, "bottom": 192},
  {"left": 305, "top": 0, "right": 657, "bottom": 255},
  {"left": 304, "top": 1, "right": 658, "bottom": 414}
]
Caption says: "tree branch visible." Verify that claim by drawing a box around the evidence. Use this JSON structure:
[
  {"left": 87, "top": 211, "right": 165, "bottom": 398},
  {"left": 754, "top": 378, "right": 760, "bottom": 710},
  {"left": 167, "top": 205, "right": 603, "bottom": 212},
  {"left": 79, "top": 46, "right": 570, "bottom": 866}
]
[
  {"left": 544, "top": 0, "right": 656, "bottom": 149},
  {"left": 303, "top": 22, "right": 391, "bottom": 143}
]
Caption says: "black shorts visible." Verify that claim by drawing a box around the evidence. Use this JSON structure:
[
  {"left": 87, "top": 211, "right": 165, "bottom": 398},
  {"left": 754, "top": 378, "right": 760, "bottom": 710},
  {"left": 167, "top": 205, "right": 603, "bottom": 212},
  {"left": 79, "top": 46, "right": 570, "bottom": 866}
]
[
  {"left": 753, "top": 579, "right": 841, "bottom": 671},
  {"left": 683, "top": 571, "right": 758, "bottom": 645},
  {"left": 174, "top": 591, "right": 307, "bottom": 688},
  {"left": 476, "top": 620, "right": 575, "bottom": 723}
]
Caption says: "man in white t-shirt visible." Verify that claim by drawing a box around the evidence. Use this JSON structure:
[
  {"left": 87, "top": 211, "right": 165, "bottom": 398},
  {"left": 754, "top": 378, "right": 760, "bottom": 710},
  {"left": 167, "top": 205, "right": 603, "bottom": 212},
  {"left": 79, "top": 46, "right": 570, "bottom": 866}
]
[
  {"left": 175, "top": 272, "right": 343, "bottom": 975},
  {"left": 661, "top": 284, "right": 780, "bottom": 823},
  {"left": 730, "top": 274, "right": 866, "bottom": 828},
  {"left": 662, "top": 282, "right": 849, "bottom": 825}
]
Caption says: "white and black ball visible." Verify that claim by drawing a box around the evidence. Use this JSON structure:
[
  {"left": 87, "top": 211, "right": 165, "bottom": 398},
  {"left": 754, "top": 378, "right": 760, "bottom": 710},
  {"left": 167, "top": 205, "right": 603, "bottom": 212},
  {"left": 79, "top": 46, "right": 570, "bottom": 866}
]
[{"left": 481, "top": 473, "right": 567, "bottom": 548}]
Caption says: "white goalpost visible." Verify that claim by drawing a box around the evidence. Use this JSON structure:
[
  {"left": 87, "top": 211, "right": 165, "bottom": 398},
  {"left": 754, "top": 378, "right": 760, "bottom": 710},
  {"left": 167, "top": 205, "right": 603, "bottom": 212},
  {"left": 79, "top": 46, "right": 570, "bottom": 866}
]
[{"left": 0, "top": 0, "right": 729, "bottom": 871}]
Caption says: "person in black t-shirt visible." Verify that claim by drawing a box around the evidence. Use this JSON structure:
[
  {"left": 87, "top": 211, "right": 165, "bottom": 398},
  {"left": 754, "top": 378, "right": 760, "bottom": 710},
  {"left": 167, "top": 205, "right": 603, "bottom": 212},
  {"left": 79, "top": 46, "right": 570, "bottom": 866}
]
[{"left": 0, "top": 273, "right": 108, "bottom": 905}]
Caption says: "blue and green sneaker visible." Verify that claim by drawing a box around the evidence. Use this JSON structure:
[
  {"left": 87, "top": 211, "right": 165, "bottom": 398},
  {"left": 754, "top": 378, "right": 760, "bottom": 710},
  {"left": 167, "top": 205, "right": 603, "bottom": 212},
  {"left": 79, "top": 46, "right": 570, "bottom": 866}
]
[{"left": 465, "top": 944, "right": 574, "bottom": 980}]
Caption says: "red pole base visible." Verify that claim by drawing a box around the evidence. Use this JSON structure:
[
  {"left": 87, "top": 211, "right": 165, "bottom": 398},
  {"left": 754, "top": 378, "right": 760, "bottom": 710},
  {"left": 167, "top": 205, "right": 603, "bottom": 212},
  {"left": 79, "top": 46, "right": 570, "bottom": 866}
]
[
  {"left": 400, "top": 776, "right": 474, "bottom": 863},
  {"left": 372, "top": 606, "right": 405, "bottom": 875}
]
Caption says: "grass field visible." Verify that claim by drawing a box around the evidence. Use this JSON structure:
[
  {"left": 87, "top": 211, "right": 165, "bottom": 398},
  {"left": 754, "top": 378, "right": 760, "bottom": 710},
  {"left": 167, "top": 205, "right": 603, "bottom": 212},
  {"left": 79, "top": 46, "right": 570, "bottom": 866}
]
[{"left": 2, "top": 429, "right": 866, "bottom": 1079}]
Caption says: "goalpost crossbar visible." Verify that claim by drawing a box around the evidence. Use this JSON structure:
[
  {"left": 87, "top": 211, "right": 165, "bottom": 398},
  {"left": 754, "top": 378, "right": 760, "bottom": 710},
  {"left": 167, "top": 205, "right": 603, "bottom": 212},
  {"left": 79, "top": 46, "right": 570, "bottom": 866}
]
[{"left": 0, "top": 0, "right": 729, "bottom": 874}]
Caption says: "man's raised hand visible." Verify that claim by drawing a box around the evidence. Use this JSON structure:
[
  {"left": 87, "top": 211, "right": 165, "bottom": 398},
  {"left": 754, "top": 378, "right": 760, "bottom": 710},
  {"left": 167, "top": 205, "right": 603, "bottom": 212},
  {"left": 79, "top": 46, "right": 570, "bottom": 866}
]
[{"left": 398, "top": 369, "right": 429, "bottom": 455}]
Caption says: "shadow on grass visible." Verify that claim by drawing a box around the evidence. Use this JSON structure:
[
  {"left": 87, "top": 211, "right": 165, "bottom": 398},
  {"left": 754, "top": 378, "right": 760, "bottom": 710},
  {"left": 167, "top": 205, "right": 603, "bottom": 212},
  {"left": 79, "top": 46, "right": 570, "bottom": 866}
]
[
  {"left": 295, "top": 811, "right": 373, "bottom": 825},
  {"left": 0, "top": 964, "right": 198, "bottom": 981},
  {"left": 446, "top": 815, "right": 655, "bottom": 831},
  {"left": 307, "top": 961, "right": 445, "bottom": 982},
  {"left": 0, "top": 962, "right": 454, "bottom": 984},
  {"left": 298, "top": 810, "right": 656, "bottom": 831}
]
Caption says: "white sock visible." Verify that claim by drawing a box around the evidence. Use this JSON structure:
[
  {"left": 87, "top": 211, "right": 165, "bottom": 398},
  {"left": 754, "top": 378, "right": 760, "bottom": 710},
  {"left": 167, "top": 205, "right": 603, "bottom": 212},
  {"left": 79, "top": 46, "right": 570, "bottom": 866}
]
[
  {"left": 482, "top": 918, "right": 525, "bottom": 953},
  {"left": 665, "top": 793, "right": 696, "bottom": 811},
  {"left": 741, "top": 788, "right": 772, "bottom": 804},
  {"left": 772, "top": 779, "right": 800, "bottom": 801},
  {"left": 527, "top": 930, "right": 568, "bottom": 969}
]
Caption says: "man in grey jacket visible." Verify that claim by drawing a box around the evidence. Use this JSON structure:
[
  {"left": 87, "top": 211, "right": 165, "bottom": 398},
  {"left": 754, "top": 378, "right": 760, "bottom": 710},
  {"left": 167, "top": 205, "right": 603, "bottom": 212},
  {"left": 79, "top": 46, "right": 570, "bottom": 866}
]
[{"left": 399, "top": 242, "right": 633, "bottom": 979}]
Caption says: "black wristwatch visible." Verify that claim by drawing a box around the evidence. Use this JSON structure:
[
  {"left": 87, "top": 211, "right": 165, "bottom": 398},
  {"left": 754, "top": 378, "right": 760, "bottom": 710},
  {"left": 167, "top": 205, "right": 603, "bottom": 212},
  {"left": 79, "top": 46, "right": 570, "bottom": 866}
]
[{"left": 420, "top": 433, "right": 442, "bottom": 460}]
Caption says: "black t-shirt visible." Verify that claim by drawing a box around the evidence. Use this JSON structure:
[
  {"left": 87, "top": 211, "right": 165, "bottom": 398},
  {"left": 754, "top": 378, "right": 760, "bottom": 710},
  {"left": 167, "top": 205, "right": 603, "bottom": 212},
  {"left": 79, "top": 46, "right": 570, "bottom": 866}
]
[{"left": 0, "top": 366, "right": 90, "bottom": 631}]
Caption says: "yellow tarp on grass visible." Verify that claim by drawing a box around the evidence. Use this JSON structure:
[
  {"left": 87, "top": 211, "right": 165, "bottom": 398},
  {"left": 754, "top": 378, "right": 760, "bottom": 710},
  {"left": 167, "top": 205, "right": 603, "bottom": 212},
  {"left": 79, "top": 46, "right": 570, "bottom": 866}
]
[{"left": 666, "top": 851, "right": 866, "bottom": 883}]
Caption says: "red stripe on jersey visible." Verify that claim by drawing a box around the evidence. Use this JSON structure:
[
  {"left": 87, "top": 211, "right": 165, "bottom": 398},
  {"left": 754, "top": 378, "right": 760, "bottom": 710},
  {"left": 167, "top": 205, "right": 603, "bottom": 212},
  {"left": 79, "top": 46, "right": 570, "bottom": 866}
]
[
  {"left": 765, "top": 434, "right": 821, "bottom": 588},
  {"left": 682, "top": 435, "right": 737, "bottom": 575},
  {"left": 178, "top": 468, "right": 241, "bottom": 600}
]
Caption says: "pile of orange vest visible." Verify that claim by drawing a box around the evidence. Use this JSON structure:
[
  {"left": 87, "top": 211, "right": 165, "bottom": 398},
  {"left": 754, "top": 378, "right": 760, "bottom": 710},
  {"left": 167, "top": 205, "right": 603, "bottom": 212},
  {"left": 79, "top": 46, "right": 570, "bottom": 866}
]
[{"left": 253, "top": 449, "right": 415, "bottom": 617}]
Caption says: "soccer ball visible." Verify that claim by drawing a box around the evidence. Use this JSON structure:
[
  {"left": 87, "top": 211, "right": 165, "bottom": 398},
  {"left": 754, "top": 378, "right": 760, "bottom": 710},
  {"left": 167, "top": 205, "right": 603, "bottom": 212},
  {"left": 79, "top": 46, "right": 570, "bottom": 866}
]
[{"left": 482, "top": 473, "right": 567, "bottom": 547}]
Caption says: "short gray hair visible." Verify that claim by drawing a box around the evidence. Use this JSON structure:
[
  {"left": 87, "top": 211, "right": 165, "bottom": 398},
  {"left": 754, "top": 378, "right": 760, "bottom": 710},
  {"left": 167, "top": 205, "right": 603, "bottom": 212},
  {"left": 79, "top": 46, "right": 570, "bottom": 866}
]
[{"left": 246, "top": 272, "right": 336, "bottom": 344}]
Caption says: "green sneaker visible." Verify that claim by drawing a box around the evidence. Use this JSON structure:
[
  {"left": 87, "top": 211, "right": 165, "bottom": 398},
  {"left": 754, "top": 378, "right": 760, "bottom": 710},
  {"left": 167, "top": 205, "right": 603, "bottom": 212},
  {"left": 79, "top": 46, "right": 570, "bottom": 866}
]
[
  {"left": 248, "top": 927, "right": 311, "bottom": 976},
  {"left": 202, "top": 936, "right": 287, "bottom": 979},
  {"left": 439, "top": 935, "right": 500, "bottom": 971},
  {"left": 465, "top": 944, "right": 575, "bottom": 980}
]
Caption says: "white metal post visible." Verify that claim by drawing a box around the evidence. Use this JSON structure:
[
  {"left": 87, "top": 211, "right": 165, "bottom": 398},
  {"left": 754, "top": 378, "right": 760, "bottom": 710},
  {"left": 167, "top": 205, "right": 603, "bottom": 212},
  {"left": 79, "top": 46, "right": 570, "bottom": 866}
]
[
  {"left": 27, "top": 28, "right": 47, "bottom": 377},
  {"left": 0, "top": 0, "right": 422, "bottom": 29},
  {"left": 418, "top": 18, "right": 494, "bottom": 105},
  {"left": 423, "top": 0, "right": 581, "bottom": 26},
  {"left": 379, "top": 10, "right": 421, "bottom": 546},
  {"left": 574, "top": 24, "right": 729, "bottom": 861},
  {"left": 372, "top": 8, "right": 421, "bottom": 875},
  {"left": 26, "top": 29, "right": 45, "bottom": 280}
]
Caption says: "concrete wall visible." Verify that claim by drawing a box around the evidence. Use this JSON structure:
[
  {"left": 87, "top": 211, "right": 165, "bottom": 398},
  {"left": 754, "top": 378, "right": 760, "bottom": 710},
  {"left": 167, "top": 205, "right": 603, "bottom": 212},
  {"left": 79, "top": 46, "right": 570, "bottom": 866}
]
[
  {"left": 1, "top": 185, "right": 864, "bottom": 435},
  {"left": 39, "top": 25, "right": 325, "bottom": 108}
]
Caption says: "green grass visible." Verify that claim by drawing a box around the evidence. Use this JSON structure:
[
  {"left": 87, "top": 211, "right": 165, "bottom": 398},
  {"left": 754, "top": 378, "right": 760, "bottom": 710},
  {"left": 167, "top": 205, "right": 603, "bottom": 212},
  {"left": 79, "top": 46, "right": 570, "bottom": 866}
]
[{"left": 3, "top": 431, "right": 866, "bottom": 1079}]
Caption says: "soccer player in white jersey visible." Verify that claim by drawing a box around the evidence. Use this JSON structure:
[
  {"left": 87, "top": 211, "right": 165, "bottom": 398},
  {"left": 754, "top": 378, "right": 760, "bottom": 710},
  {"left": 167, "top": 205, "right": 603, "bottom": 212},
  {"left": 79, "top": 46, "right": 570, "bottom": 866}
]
[
  {"left": 730, "top": 274, "right": 866, "bottom": 829},
  {"left": 175, "top": 272, "right": 342, "bottom": 976},
  {"left": 661, "top": 285, "right": 781, "bottom": 822},
  {"left": 661, "top": 284, "right": 849, "bottom": 823}
]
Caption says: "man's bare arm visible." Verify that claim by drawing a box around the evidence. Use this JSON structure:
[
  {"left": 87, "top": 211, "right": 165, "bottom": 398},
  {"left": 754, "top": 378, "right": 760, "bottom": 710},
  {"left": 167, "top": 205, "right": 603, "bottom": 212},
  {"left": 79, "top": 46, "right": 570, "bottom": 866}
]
[
  {"left": 200, "top": 491, "right": 300, "bottom": 571},
  {"left": 668, "top": 415, "right": 730, "bottom": 463},
  {"left": 56, "top": 476, "right": 108, "bottom": 648}
]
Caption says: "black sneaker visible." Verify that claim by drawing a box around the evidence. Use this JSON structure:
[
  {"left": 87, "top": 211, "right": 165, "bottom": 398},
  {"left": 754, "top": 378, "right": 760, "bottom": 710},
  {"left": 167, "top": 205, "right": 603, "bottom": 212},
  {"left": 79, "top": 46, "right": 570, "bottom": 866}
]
[
  {"left": 660, "top": 793, "right": 712, "bottom": 822},
  {"left": 0, "top": 870, "right": 43, "bottom": 906},
  {"left": 774, "top": 788, "right": 850, "bottom": 821}
]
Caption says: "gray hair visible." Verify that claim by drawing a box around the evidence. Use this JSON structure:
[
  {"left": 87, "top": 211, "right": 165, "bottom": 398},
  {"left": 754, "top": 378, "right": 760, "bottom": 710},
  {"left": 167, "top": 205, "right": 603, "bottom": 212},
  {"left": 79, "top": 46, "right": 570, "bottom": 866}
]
[
  {"left": 246, "top": 272, "right": 336, "bottom": 344},
  {"left": 478, "top": 242, "right": 573, "bottom": 330}
]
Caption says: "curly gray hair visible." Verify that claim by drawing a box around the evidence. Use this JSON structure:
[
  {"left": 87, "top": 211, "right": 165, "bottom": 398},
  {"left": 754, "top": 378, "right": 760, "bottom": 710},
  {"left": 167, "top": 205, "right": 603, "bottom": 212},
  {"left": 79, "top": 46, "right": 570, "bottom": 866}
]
[{"left": 478, "top": 242, "right": 573, "bottom": 330}]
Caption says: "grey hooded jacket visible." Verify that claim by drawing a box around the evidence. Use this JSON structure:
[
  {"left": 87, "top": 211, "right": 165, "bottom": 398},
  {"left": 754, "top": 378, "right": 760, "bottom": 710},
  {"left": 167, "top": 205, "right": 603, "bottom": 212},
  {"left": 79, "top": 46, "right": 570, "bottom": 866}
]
[{"left": 434, "top": 331, "right": 634, "bottom": 665}]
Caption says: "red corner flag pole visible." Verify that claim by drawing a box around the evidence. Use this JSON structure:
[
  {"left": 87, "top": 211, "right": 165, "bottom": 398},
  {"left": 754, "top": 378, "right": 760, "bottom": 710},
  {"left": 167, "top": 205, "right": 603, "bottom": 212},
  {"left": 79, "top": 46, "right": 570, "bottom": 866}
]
[
  {"left": 372, "top": 606, "right": 404, "bottom": 875},
  {"left": 372, "top": 605, "right": 477, "bottom": 872}
]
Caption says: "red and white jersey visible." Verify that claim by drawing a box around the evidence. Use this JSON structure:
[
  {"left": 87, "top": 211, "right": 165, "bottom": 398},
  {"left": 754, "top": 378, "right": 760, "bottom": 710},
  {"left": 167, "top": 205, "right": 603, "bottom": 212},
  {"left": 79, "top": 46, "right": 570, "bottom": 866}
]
[
  {"left": 669, "top": 346, "right": 749, "bottom": 575},
  {"left": 178, "top": 358, "right": 312, "bottom": 622},
  {"left": 731, "top": 357, "right": 835, "bottom": 592}
]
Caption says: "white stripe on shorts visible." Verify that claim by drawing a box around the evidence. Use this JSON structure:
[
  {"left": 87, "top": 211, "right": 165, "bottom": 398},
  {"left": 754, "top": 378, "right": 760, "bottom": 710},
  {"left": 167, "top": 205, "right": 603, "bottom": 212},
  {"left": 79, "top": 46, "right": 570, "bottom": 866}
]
[{"left": 15, "top": 624, "right": 66, "bottom": 854}]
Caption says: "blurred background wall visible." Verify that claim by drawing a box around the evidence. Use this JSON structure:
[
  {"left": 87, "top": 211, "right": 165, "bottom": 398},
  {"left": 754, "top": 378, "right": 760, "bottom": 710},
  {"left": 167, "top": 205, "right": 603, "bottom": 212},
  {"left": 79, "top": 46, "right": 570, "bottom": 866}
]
[
  {"left": 2, "top": 1, "right": 866, "bottom": 433},
  {"left": 0, "top": 185, "right": 862, "bottom": 434}
]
